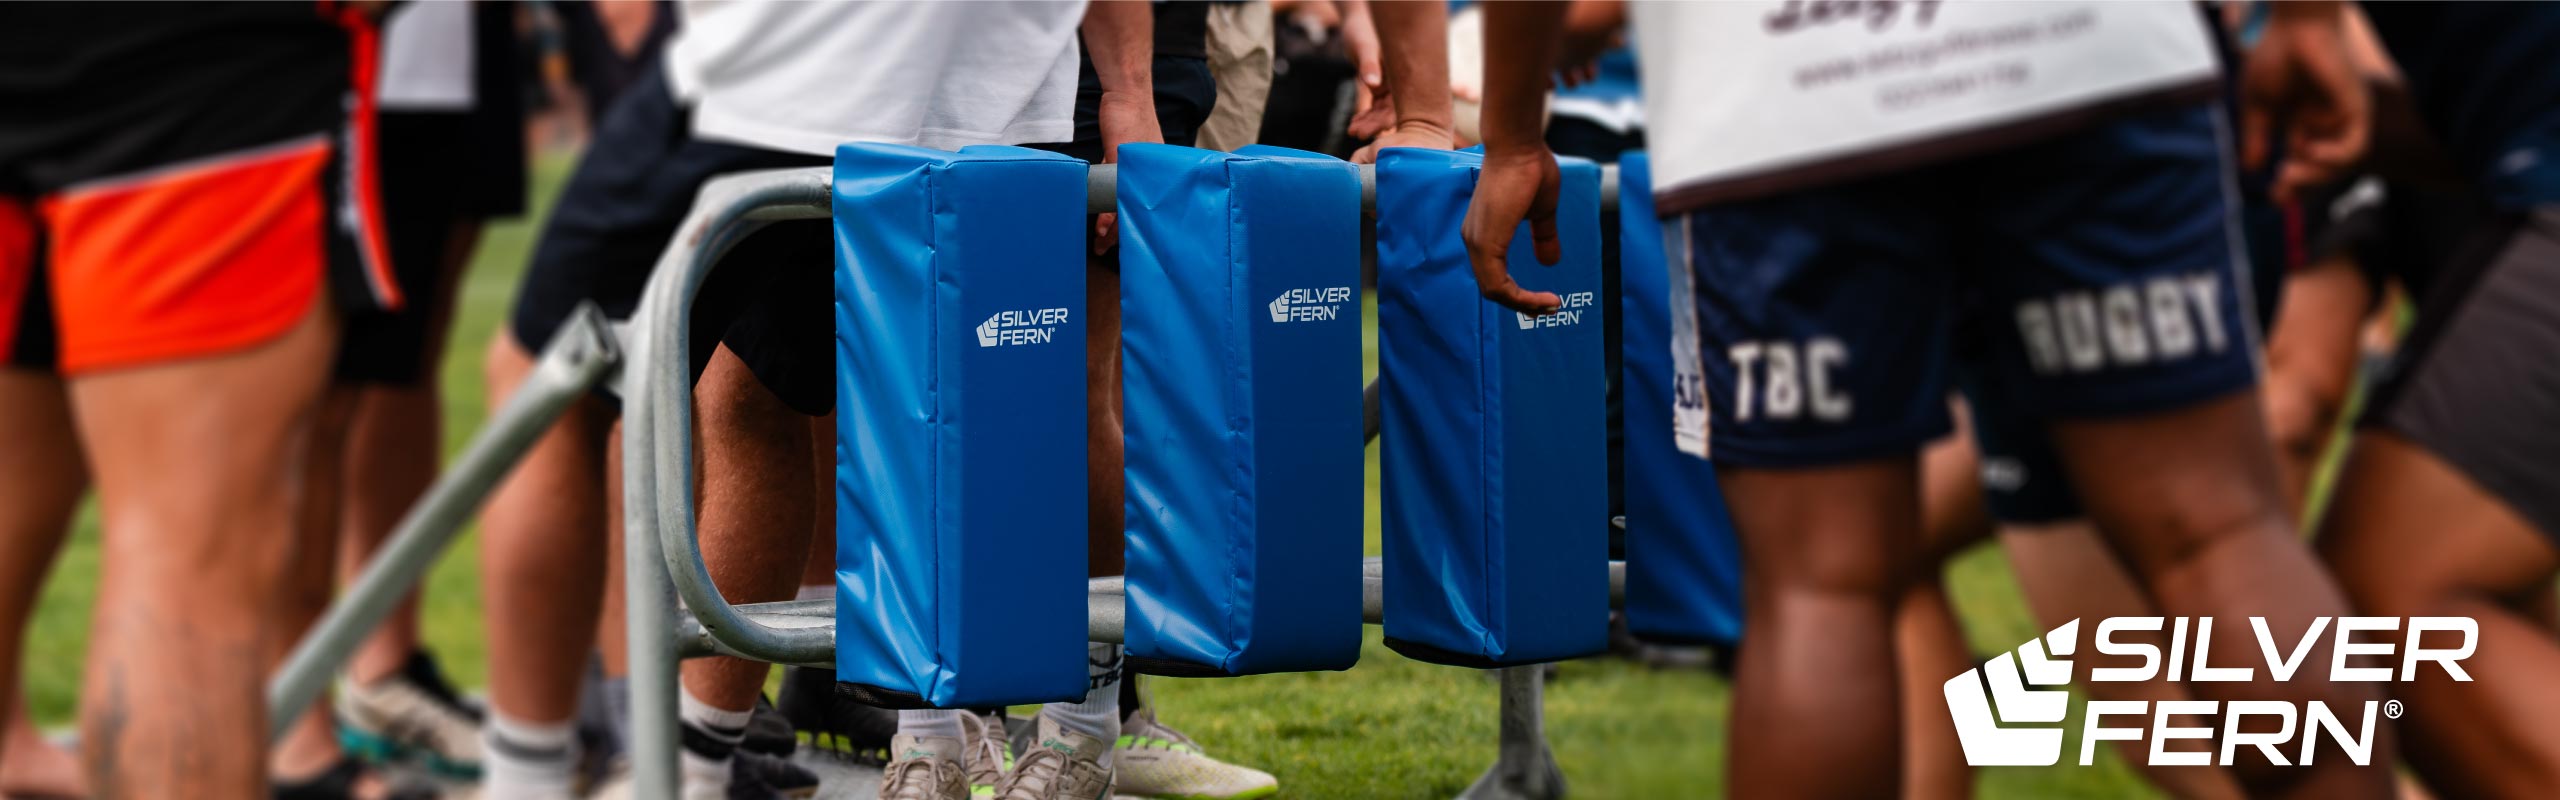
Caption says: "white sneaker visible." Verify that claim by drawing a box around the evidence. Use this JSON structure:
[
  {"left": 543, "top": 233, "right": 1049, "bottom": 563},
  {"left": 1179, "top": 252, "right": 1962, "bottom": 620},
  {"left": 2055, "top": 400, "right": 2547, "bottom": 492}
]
[
  {"left": 961, "top": 712, "right": 1013, "bottom": 797},
  {"left": 1109, "top": 711, "right": 1276, "bottom": 800},
  {"left": 993, "top": 717, "right": 1112, "bottom": 800},
  {"left": 339, "top": 654, "right": 486, "bottom": 779},
  {"left": 879, "top": 734, "right": 971, "bottom": 800}
]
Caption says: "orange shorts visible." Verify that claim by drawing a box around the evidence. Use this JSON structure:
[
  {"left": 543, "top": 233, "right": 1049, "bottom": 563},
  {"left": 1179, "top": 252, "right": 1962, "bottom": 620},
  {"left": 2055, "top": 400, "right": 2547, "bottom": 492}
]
[{"left": 3, "top": 135, "right": 397, "bottom": 375}]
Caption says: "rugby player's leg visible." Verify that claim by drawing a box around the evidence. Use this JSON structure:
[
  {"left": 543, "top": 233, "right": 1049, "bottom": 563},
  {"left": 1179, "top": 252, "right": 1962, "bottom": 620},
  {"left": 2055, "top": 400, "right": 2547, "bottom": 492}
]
[
  {"left": 267, "top": 388, "right": 369, "bottom": 787},
  {"left": 1898, "top": 409, "right": 1992, "bottom": 800},
  {"left": 2261, "top": 255, "right": 2374, "bottom": 514},
  {"left": 71, "top": 299, "right": 338, "bottom": 798},
  {"left": 1985, "top": 102, "right": 2386, "bottom": 797},
  {"left": 2001, "top": 521, "right": 2243, "bottom": 799},
  {"left": 2319, "top": 433, "right": 2560, "bottom": 797},
  {"left": 1725, "top": 461, "right": 1919, "bottom": 799},
  {"left": 0, "top": 368, "right": 87, "bottom": 798},
  {"left": 674, "top": 344, "right": 815, "bottom": 783},
  {"left": 340, "top": 219, "right": 480, "bottom": 687},
  {"left": 2319, "top": 216, "right": 2560, "bottom": 796},
  {"left": 1685, "top": 181, "right": 1948, "bottom": 799},
  {"left": 2052, "top": 396, "right": 2384, "bottom": 797},
  {"left": 478, "top": 332, "right": 610, "bottom": 798}
]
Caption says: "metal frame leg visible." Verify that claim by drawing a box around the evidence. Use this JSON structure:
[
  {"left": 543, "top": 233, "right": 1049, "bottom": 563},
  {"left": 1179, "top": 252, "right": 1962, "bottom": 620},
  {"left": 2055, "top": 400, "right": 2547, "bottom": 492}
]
[
  {"left": 267, "top": 303, "right": 621, "bottom": 737},
  {"left": 1457, "top": 666, "right": 1568, "bottom": 800}
]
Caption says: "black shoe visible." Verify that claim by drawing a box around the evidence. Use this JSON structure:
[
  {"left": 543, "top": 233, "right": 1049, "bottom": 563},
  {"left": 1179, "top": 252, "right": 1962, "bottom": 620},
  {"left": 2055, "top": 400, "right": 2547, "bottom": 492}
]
[
  {"left": 743, "top": 695, "right": 797, "bottom": 758},
  {"left": 775, "top": 665, "right": 896, "bottom": 764},
  {"left": 730, "top": 749, "right": 822, "bottom": 800},
  {"left": 399, "top": 648, "right": 483, "bottom": 722},
  {"left": 271, "top": 756, "right": 437, "bottom": 800}
]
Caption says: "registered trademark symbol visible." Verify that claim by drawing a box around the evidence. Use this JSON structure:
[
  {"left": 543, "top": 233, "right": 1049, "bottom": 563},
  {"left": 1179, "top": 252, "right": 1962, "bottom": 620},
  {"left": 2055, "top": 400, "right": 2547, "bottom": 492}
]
[{"left": 2384, "top": 700, "right": 2405, "bottom": 719}]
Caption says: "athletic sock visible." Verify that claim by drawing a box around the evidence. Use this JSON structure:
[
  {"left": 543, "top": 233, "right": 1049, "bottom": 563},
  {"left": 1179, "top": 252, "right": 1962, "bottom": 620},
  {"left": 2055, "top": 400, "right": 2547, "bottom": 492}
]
[
  {"left": 1041, "top": 643, "right": 1124, "bottom": 768},
  {"left": 795, "top": 583, "right": 831, "bottom": 602},
  {"left": 599, "top": 674, "right": 633, "bottom": 754},
  {"left": 484, "top": 713, "right": 578, "bottom": 800},
  {"left": 679, "top": 687, "right": 752, "bottom": 800},
  {"left": 897, "top": 708, "right": 966, "bottom": 743}
]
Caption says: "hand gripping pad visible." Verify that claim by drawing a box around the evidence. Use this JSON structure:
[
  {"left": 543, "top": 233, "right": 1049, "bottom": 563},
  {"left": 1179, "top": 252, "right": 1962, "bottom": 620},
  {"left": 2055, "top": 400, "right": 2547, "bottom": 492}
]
[
  {"left": 832, "top": 144, "right": 1088, "bottom": 708},
  {"left": 1115, "top": 144, "right": 1365, "bottom": 676},
  {"left": 1375, "top": 148, "right": 1609, "bottom": 667},
  {"left": 1616, "top": 153, "right": 1745, "bottom": 648}
]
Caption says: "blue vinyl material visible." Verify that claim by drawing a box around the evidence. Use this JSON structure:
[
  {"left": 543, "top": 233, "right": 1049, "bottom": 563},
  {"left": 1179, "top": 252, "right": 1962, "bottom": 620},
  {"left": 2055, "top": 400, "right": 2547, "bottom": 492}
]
[
  {"left": 831, "top": 144, "right": 1089, "bottom": 707},
  {"left": 1616, "top": 153, "right": 1745, "bottom": 647},
  {"left": 1116, "top": 144, "right": 1364, "bottom": 675},
  {"left": 1374, "top": 147, "right": 1609, "bottom": 667}
]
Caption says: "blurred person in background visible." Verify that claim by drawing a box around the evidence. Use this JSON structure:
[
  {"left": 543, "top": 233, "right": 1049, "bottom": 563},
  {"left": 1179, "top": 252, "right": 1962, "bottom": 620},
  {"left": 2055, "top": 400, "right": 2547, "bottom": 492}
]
[
  {"left": 473, "top": 3, "right": 1109, "bottom": 798},
  {"left": 0, "top": 3, "right": 395, "bottom": 796},
  {"left": 2307, "top": 3, "right": 2560, "bottom": 796},
  {"left": 262, "top": 2, "right": 528, "bottom": 798},
  {"left": 1464, "top": 2, "right": 2392, "bottom": 796}
]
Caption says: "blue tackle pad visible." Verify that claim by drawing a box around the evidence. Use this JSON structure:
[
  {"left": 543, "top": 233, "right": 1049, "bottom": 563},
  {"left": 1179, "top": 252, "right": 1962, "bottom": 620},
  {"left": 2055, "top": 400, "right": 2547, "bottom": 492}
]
[
  {"left": 1116, "top": 144, "right": 1365, "bottom": 676},
  {"left": 1616, "top": 153, "right": 1745, "bottom": 647},
  {"left": 832, "top": 144, "right": 1089, "bottom": 708},
  {"left": 1375, "top": 148, "right": 1609, "bottom": 667}
]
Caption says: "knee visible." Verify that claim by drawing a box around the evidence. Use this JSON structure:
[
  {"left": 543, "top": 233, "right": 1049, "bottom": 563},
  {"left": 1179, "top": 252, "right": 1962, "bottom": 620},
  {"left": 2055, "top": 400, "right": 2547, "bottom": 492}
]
[{"left": 2102, "top": 483, "right": 2289, "bottom": 580}]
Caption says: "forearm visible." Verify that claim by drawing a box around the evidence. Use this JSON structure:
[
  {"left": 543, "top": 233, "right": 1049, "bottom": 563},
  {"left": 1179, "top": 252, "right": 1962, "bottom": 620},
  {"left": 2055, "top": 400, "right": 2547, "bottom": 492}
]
[
  {"left": 1365, "top": 0, "right": 1454, "bottom": 135},
  {"left": 1081, "top": 0, "right": 1154, "bottom": 97},
  {"left": 1478, "top": 1, "right": 1569, "bottom": 154}
]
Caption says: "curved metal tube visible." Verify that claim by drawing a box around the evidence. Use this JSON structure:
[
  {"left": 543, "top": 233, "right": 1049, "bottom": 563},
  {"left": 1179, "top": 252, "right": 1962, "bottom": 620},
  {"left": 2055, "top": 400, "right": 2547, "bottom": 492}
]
[{"left": 625, "top": 167, "right": 838, "bottom": 665}]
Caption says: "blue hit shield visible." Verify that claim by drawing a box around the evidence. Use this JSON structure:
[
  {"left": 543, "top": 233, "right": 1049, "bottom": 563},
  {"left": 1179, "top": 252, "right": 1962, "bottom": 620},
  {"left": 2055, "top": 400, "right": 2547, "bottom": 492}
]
[
  {"left": 1616, "top": 153, "right": 1745, "bottom": 647},
  {"left": 1375, "top": 148, "right": 1609, "bottom": 667},
  {"left": 831, "top": 144, "right": 1088, "bottom": 708},
  {"left": 1115, "top": 144, "right": 1365, "bottom": 676}
]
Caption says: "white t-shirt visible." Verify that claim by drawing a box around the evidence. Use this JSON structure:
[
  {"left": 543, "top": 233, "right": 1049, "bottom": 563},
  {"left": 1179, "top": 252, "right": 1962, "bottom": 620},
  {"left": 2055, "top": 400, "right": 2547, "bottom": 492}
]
[
  {"left": 378, "top": 0, "right": 475, "bottom": 112},
  {"left": 1631, "top": 1, "right": 2219, "bottom": 210},
  {"left": 665, "top": 0, "right": 1085, "bottom": 156}
]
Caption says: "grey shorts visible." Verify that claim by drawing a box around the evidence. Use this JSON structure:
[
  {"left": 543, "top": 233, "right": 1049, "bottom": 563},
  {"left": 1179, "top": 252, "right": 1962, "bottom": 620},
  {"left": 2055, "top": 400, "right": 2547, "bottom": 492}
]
[{"left": 2367, "top": 209, "right": 2560, "bottom": 540}]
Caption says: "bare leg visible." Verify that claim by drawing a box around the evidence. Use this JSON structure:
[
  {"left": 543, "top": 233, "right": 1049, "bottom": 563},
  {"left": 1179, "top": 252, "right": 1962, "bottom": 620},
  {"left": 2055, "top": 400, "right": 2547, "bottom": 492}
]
[
  {"left": 0, "top": 369, "right": 88, "bottom": 797},
  {"left": 3, "top": 693, "right": 85, "bottom": 798},
  {"left": 596, "top": 425, "right": 628, "bottom": 683},
  {"left": 2002, "top": 521, "right": 2244, "bottom": 799},
  {"left": 268, "top": 389, "right": 363, "bottom": 782},
  {"left": 802, "top": 415, "right": 834, "bottom": 592},
  {"left": 1086, "top": 258, "right": 1124, "bottom": 579},
  {"left": 1900, "top": 425, "right": 1991, "bottom": 800},
  {"left": 479, "top": 332, "right": 610, "bottom": 726},
  {"left": 2319, "top": 433, "right": 2560, "bottom": 798},
  {"left": 74, "top": 303, "right": 337, "bottom": 798},
  {"left": 2051, "top": 391, "right": 2390, "bottom": 798},
  {"left": 1723, "top": 458, "right": 1918, "bottom": 799},
  {"left": 675, "top": 345, "right": 816, "bottom": 712},
  {"left": 2261, "top": 258, "right": 2373, "bottom": 515},
  {"left": 340, "top": 221, "right": 479, "bottom": 684}
]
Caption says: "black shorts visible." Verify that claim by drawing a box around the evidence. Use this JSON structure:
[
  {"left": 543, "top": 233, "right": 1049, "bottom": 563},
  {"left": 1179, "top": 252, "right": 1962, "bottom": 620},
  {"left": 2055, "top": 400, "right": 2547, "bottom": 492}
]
[
  {"left": 337, "top": 106, "right": 527, "bottom": 385},
  {"left": 2366, "top": 209, "right": 2560, "bottom": 540},
  {"left": 507, "top": 62, "right": 834, "bottom": 416},
  {"left": 1, "top": 4, "right": 393, "bottom": 375}
]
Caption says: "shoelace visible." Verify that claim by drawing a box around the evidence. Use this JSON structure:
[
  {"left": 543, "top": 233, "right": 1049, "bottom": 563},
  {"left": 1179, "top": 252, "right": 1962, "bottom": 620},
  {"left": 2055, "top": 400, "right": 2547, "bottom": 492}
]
[
  {"left": 966, "top": 715, "right": 1011, "bottom": 783},
  {"left": 1000, "top": 747, "right": 1070, "bottom": 796},
  {"left": 881, "top": 758, "right": 953, "bottom": 800}
]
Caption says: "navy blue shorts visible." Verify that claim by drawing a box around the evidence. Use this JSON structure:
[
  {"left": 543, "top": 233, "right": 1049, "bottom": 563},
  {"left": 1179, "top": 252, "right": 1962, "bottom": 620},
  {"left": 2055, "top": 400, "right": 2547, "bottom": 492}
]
[{"left": 1678, "top": 102, "right": 2262, "bottom": 467}]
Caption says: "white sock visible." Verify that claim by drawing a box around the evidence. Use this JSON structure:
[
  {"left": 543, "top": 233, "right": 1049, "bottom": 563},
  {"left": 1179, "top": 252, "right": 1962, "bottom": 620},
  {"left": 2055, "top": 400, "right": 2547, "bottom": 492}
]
[
  {"left": 679, "top": 687, "right": 752, "bottom": 800},
  {"left": 484, "top": 713, "right": 578, "bottom": 800},
  {"left": 795, "top": 583, "right": 831, "bottom": 602},
  {"left": 1042, "top": 643, "right": 1124, "bottom": 768},
  {"left": 897, "top": 708, "right": 966, "bottom": 743}
]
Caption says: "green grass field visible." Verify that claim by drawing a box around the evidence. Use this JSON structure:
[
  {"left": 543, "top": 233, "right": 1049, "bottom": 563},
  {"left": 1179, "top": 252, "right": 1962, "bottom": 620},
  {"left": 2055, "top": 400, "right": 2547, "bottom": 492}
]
[{"left": 16, "top": 154, "right": 2163, "bottom": 797}]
